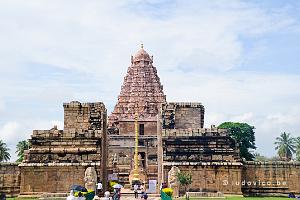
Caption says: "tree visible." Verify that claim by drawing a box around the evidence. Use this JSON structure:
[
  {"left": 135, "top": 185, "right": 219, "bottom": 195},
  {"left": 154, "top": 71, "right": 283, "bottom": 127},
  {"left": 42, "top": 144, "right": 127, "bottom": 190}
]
[
  {"left": 274, "top": 132, "right": 296, "bottom": 161},
  {"left": 176, "top": 172, "right": 192, "bottom": 200},
  {"left": 253, "top": 152, "right": 269, "bottom": 161},
  {"left": 295, "top": 137, "right": 300, "bottom": 161},
  {"left": 16, "top": 140, "right": 30, "bottom": 162},
  {"left": 218, "top": 122, "right": 256, "bottom": 161},
  {"left": 0, "top": 140, "right": 10, "bottom": 162}
]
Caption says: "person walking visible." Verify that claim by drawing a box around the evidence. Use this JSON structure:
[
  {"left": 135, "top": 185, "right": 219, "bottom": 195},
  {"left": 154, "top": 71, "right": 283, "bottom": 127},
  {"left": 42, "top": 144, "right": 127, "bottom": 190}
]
[
  {"left": 112, "top": 189, "right": 120, "bottom": 200},
  {"left": 96, "top": 181, "right": 103, "bottom": 196},
  {"left": 140, "top": 183, "right": 145, "bottom": 194},
  {"left": 103, "top": 191, "right": 110, "bottom": 200},
  {"left": 141, "top": 192, "right": 148, "bottom": 200},
  {"left": 133, "top": 183, "right": 139, "bottom": 199},
  {"left": 66, "top": 190, "right": 75, "bottom": 200}
]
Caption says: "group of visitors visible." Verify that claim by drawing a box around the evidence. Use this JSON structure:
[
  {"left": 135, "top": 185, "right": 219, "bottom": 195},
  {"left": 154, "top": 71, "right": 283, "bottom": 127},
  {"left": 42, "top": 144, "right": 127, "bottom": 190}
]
[
  {"left": 66, "top": 190, "right": 85, "bottom": 200},
  {"left": 288, "top": 192, "right": 300, "bottom": 198},
  {"left": 66, "top": 181, "right": 151, "bottom": 200},
  {"left": 133, "top": 183, "right": 148, "bottom": 199}
]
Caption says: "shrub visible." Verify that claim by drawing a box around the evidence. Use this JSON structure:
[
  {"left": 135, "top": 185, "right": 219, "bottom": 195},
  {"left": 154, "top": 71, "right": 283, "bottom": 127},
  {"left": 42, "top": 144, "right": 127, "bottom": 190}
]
[
  {"left": 108, "top": 180, "right": 119, "bottom": 192},
  {"left": 162, "top": 187, "right": 173, "bottom": 197}
]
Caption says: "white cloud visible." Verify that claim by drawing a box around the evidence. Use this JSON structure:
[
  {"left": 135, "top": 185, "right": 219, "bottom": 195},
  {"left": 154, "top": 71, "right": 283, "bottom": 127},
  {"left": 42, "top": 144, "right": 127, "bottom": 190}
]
[
  {"left": 0, "top": 120, "right": 63, "bottom": 161},
  {"left": 164, "top": 72, "right": 300, "bottom": 157},
  {"left": 0, "top": 0, "right": 297, "bottom": 76},
  {"left": 0, "top": 99, "right": 4, "bottom": 113},
  {"left": 229, "top": 112, "right": 254, "bottom": 123},
  {"left": 0, "top": 122, "right": 20, "bottom": 144},
  {"left": 0, "top": 1, "right": 299, "bottom": 159}
]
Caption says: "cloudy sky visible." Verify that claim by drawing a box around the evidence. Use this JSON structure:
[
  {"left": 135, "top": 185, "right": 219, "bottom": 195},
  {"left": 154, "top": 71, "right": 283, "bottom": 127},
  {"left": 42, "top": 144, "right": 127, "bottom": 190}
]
[{"left": 0, "top": 0, "right": 300, "bottom": 161}]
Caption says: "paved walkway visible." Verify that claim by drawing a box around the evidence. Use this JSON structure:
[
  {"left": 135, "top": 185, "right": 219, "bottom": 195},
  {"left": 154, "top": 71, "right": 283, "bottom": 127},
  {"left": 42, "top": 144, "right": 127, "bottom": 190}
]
[{"left": 120, "top": 195, "right": 160, "bottom": 200}]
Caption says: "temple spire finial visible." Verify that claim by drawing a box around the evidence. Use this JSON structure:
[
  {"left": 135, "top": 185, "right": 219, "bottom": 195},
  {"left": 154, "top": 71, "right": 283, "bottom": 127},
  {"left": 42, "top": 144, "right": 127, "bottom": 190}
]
[{"left": 141, "top": 43, "right": 144, "bottom": 49}]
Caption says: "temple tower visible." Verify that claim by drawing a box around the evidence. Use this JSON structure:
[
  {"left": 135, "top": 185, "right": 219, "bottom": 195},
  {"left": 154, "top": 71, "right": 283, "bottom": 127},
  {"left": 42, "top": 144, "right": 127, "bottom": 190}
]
[
  {"left": 107, "top": 46, "right": 166, "bottom": 186},
  {"left": 108, "top": 45, "right": 166, "bottom": 135}
]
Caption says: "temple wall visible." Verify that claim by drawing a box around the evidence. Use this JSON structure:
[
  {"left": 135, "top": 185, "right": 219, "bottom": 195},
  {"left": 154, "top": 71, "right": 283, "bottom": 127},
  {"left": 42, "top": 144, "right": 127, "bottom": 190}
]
[
  {"left": 164, "top": 164, "right": 243, "bottom": 194},
  {"left": 242, "top": 162, "right": 300, "bottom": 196},
  {"left": 118, "top": 121, "right": 157, "bottom": 135},
  {"left": 63, "top": 101, "right": 105, "bottom": 137},
  {"left": 174, "top": 104, "right": 204, "bottom": 129},
  {"left": 0, "top": 163, "right": 20, "bottom": 197},
  {"left": 19, "top": 164, "right": 101, "bottom": 195},
  {"left": 162, "top": 102, "right": 205, "bottom": 129}
]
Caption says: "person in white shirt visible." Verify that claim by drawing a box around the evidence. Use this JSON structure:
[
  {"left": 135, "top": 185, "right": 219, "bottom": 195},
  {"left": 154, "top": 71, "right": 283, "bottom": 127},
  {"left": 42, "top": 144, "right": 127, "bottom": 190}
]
[
  {"left": 103, "top": 191, "right": 110, "bottom": 200},
  {"left": 133, "top": 184, "right": 139, "bottom": 199},
  {"left": 66, "top": 190, "right": 75, "bottom": 200},
  {"left": 96, "top": 181, "right": 103, "bottom": 196}
]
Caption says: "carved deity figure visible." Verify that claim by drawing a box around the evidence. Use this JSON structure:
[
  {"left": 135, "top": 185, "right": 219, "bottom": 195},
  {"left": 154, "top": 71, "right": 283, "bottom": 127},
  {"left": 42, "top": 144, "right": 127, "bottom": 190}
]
[
  {"left": 168, "top": 166, "right": 180, "bottom": 198},
  {"left": 138, "top": 153, "right": 144, "bottom": 168},
  {"left": 112, "top": 153, "right": 118, "bottom": 164},
  {"left": 84, "top": 167, "right": 97, "bottom": 191}
]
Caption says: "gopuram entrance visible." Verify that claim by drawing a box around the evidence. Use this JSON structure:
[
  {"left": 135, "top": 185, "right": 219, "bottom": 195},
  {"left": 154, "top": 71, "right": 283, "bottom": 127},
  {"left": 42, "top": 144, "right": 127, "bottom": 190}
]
[{"left": 107, "top": 45, "right": 166, "bottom": 189}]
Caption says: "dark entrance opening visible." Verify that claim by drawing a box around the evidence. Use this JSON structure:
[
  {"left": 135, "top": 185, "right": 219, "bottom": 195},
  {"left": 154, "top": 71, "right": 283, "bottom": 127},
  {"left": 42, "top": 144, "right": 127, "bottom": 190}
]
[{"left": 139, "top": 124, "right": 144, "bottom": 135}]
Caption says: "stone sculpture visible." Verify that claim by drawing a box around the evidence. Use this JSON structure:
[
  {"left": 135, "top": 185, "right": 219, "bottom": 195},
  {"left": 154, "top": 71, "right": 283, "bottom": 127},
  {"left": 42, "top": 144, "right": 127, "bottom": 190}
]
[
  {"left": 84, "top": 167, "right": 97, "bottom": 192},
  {"left": 168, "top": 166, "right": 180, "bottom": 198}
]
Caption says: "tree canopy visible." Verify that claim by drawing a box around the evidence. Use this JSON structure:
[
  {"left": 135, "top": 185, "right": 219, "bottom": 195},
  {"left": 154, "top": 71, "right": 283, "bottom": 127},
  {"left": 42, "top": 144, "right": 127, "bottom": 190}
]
[
  {"left": 16, "top": 140, "right": 30, "bottom": 162},
  {"left": 296, "top": 137, "right": 300, "bottom": 162},
  {"left": 176, "top": 171, "right": 192, "bottom": 200},
  {"left": 274, "top": 132, "right": 296, "bottom": 161},
  {"left": 0, "top": 140, "right": 10, "bottom": 162},
  {"left": 218, "top": 122, "right": 256, "bottom": 161},
  {"left": 253, "top": 152, "right": 269, "bottom": 161}
]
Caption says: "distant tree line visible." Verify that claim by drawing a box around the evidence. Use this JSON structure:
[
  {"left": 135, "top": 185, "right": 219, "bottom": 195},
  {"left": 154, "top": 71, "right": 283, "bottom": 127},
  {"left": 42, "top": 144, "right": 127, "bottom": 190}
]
[
  {"left": 0, "top": 139, "right": 30, "bottom": 162},
  {"left": 218, "top": 122, "right": 300, "bottom": 162},
  {"left": 274, "top": 132, "right": 300, "bottom": 161}
]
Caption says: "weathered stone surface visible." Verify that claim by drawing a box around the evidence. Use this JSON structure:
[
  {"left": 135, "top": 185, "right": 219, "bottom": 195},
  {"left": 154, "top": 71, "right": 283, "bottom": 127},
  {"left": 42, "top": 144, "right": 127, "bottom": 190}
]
[
  {"left": 17, "top": 101, "right": 108, "bottom": 195},
  {"left": 162, "top": 127, "right": 241, "bottom": 163},
  {"left": 164, "top": 164, "right": 243, "bottom": 194},
  {"left": 19, "top": 164, "right": 99, "bottom": 194},
  {"left": 25, "top": 102, "right": 106, "bottom": 164},
  {"left": 108, "top": 47, "right": 166, "bottom": 133},
  {"left": 242, "top": 162, "right": 300, "bottom": 196},
  {"left": 162, "top": 102, "right": 205, "bottom": 129},
  {"left": 0, "top": 163, "right": 20, "bottom": 197}
]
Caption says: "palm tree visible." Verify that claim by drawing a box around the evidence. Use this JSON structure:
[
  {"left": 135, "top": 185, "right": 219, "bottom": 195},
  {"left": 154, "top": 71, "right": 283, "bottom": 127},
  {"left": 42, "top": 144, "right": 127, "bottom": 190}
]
[
  {"left": 0, "top": 140, "right": 11, "bottom": 162},
  {"left": 295, "top": 137, "right": 300, "bottom": 162},
  {"left": 274, "top": 132, "right": 296, "bottom": 161},
  {"left": 16, "top": 140, "right": 30, "bottom": 162}
]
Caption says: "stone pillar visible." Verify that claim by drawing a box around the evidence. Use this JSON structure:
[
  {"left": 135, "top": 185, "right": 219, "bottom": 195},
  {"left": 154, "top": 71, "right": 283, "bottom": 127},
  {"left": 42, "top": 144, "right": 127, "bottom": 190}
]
[
  {"left": 157, "top": 105, "right": 163, "bottom": 193},
  {"left": 101, "top": 110, "right": 108, "bottom": 192}
]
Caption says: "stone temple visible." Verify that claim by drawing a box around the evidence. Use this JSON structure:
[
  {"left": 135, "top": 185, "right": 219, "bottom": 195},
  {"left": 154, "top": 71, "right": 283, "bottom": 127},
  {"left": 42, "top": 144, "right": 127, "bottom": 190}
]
[{"left": 1, "top": 46, "right": 300, "bottom": 197}]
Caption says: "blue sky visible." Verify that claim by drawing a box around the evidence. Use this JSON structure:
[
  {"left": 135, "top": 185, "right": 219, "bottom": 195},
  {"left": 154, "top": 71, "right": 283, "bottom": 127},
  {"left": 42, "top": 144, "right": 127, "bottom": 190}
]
[{"left": 0, "top": 0, "right": 300, "bottom": 161}]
